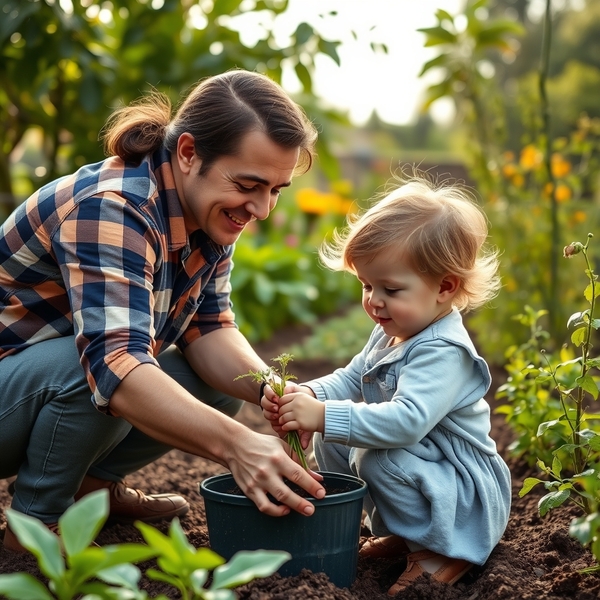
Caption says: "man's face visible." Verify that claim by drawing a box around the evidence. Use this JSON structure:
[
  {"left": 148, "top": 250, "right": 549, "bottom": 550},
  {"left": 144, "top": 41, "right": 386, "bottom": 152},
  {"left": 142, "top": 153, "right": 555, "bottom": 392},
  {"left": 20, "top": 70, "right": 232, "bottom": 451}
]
[{"left": 177, "top": 129, "right": 300, "bottom": 246}]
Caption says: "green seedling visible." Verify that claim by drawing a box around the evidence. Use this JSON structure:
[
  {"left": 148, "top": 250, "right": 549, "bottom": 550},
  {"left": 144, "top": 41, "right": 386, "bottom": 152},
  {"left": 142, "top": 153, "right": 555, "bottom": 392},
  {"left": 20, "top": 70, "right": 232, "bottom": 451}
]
[
  {"left": 236, "top": 353, "right": 310, "bottom": 470},
  {"left": 0, "top": 490, "right": 290, "bottom": 600},
  {"left": 136, "top": 518, "right": 290, "bottom": 600},
  {"left": 0, "top": 489, "right": 158, "bottom": 600}
]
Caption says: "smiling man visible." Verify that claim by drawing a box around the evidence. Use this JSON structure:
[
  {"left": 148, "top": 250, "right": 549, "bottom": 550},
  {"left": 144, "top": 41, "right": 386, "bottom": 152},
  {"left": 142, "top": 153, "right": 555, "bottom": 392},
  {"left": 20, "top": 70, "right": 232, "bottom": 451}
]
[{"left": 0, "top": 70, "right": 325, "bottom": 553}]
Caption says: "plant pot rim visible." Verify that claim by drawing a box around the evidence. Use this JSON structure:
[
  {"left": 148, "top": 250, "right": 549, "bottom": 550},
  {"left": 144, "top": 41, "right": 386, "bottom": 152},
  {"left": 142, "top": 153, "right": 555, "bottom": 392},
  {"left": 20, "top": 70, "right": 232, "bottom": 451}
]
[{"left": 199, "top": 471, "right": 367, "bottom": 507}]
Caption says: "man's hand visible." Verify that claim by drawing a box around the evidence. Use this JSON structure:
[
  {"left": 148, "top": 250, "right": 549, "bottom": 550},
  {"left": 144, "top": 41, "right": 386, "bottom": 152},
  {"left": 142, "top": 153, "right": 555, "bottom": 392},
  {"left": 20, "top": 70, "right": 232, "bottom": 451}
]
[
  {"left": 278, "top": 392, "right": 325, "bottom": 434},
  {"left": 225, "top": 428, "right": 325, "bottom": 517}
]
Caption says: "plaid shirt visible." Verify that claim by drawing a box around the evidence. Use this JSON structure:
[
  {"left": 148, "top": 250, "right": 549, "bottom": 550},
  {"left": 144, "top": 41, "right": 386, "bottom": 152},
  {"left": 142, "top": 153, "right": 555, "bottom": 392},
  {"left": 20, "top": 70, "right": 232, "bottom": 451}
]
[{"left": 0, "top": 148, "right": 236, "bottom": 411}]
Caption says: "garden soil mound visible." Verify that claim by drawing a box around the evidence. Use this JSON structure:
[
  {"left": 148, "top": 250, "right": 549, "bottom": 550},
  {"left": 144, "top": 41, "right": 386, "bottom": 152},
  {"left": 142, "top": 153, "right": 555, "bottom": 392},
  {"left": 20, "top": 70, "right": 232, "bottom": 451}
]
[{"left": 2, "top": 325, "right": 600, "bottom": 599}]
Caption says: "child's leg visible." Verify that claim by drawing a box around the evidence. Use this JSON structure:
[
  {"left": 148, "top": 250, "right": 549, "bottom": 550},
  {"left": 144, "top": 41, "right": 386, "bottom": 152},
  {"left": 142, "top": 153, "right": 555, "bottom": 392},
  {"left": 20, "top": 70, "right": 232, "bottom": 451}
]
[{"left": 312, "top": 433, "right": 353, "bottom": 475}]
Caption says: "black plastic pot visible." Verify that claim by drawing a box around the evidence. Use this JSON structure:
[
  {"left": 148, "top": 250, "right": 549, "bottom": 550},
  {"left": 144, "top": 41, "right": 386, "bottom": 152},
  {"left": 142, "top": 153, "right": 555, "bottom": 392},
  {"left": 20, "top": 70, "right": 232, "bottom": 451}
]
[{"left": 199, "top": 471, "right": 368, "bottom": 589}]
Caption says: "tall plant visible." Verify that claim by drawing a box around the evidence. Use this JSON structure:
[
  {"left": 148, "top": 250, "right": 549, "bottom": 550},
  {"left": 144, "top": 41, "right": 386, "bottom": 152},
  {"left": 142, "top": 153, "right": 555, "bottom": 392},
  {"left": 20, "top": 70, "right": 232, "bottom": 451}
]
[
  {"left": 419, "top": 0, "right": 600, "bottom": 361},
  {"left": 516, "top": 235, "right": 600, "bottom": 570}
]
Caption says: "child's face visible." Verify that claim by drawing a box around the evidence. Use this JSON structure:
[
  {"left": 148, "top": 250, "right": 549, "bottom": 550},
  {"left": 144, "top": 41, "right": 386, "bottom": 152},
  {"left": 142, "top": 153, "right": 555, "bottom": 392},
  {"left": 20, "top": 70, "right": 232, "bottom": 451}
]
[{"left": 354, "top": 249, "right": 457, "bottom": 344}]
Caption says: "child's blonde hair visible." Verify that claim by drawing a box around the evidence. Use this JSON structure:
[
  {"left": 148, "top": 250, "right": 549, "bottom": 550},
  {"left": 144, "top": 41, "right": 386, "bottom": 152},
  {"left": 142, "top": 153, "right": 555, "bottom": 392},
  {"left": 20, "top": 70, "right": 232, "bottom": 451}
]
[{"left": 320, "top": 175, "right": 501, "bottom": 312}]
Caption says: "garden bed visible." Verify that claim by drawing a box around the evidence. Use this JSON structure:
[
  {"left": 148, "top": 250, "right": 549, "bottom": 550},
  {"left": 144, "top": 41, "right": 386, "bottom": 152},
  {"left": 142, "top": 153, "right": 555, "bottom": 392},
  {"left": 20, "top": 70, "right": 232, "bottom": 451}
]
[{"left": 2, "top": 326, "right": 600, "bottom": 599}]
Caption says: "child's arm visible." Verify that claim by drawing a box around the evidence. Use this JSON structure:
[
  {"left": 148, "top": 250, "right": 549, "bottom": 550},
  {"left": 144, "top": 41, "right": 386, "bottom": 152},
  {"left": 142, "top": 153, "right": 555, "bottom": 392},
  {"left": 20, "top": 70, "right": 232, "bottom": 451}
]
[{"left": 278, "top": 391, "right": 325, "bottom": 434}]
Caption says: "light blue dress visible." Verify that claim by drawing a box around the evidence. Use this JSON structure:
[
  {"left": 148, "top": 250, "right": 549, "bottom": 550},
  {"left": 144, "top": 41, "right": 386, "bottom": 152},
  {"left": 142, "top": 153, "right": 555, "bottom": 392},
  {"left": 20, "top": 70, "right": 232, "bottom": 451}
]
[{"left": 305, "top": 308, "right": 511, "bottom": 565}]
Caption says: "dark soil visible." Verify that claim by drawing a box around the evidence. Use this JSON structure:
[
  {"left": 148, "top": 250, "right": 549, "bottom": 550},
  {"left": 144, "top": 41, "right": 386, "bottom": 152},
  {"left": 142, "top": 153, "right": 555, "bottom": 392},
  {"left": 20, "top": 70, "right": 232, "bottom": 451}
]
[{"left": 2, "top": 323, "right": 600, "bottom": 599}]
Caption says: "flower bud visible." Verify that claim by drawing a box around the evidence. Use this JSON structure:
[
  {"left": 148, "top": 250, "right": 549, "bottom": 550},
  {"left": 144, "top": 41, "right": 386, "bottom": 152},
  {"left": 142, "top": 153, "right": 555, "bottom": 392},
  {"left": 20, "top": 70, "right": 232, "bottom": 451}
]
[{"left": 563, "top": 242, "right": 584, "bottom": 258}]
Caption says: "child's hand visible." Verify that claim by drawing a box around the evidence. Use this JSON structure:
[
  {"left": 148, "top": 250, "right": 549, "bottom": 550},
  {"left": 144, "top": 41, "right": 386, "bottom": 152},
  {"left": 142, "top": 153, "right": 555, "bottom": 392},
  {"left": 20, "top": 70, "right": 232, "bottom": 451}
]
[{"left": 278, "top": 392, "right": 325, "bottom": 434}]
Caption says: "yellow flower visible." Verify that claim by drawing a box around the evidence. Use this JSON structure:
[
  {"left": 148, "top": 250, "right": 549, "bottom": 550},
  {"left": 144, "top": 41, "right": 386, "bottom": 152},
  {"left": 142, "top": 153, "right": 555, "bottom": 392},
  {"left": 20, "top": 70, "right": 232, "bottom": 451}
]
[
  {"left": 551, "top": 153, "right": 571, "bottom": 179},
  {"left": 572, "top": 210, "right": 587, "bottom": 224},
  {"left": 502, "top": 163, "right": 517, "bottom": 178},
  {"left": 555, "top": 184, "right": 572, "bottom": 202},
  {"left": 296, "top": 188, "right": 350, "bottom": 216},
  {"left": 519, "top": 144, "right": 543, "bottom": 171}
]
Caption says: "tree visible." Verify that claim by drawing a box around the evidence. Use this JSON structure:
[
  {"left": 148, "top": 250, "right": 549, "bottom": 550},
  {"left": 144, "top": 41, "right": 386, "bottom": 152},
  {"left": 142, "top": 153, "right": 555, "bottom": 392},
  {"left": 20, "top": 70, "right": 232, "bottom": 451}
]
[{"left": 0, "top": 0, "right": 344, "bottom": 217}]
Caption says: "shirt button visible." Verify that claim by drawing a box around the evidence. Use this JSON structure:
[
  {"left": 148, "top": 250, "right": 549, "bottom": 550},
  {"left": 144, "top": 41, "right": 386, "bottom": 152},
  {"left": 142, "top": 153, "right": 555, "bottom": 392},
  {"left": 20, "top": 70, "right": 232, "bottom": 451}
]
[{"left": 363, "top": 376, "right": 370, "bottom": 383}]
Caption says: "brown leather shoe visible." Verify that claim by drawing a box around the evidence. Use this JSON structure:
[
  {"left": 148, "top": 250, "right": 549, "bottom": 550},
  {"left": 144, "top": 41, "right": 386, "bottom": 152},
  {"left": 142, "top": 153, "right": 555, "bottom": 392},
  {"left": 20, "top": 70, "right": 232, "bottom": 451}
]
[
  {"left": 75, "top": 475, "right": 189, "bottom": 523},
  {"left": 359, "top": 535, "right": 411, "bottom": 559},
  {"left": 3, "top": 522, "right": 60, "bottom": 553},
  {"left": 387, "top": 550, "right": 472, "bottom": 596}
]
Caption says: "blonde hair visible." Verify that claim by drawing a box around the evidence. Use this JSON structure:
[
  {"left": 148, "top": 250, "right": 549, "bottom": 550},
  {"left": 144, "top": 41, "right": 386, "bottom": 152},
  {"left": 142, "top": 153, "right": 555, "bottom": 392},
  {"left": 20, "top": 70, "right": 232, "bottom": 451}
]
[{"left": 320, "top": 175, "right": 500, "bottom": 312}]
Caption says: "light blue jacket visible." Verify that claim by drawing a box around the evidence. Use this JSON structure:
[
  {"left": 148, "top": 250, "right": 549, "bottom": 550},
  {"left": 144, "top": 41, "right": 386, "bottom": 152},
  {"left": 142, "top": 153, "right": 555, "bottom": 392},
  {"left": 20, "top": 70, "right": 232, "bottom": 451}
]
[{"left": 306, "top": 308, "right": 511, "bottom": 564}]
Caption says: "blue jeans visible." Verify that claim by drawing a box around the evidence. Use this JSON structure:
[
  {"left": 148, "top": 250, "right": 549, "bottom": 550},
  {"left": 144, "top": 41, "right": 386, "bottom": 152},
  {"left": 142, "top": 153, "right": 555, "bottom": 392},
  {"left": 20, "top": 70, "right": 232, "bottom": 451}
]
[{"left": 0, "top": 336, "right": 242, "bottom": 522}]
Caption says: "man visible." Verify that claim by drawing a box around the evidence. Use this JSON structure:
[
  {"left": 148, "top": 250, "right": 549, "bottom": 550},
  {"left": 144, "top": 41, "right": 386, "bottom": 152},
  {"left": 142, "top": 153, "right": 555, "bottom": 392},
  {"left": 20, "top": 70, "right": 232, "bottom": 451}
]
[{"left": 0, "top": 70, "right": 324, "bottom": 552}]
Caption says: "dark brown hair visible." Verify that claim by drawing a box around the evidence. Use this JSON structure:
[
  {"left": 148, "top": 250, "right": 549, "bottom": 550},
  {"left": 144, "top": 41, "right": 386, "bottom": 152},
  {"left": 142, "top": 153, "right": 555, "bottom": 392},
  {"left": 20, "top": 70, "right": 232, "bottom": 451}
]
[{"left": 101, "top": 70, "right": 317, "bottom": 174}]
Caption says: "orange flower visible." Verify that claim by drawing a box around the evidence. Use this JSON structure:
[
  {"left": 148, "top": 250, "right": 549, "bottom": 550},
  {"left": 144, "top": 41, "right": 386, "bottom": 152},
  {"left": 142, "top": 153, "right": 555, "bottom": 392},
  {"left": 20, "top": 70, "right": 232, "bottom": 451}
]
[
  {"left": 571, "top": 210, "right": 586, "bottom": 224},
  {"left": 519, "top": 144, "right": 543, "bottom": 171},
  {"left": 551, "top": 153, "right": 571, "bottom": 178},
  {"left": 555, "top": 184, "right": 572, "bottom": 202},
  {"left": 502, "top": 163, "right": 517, "bottom": 178}
]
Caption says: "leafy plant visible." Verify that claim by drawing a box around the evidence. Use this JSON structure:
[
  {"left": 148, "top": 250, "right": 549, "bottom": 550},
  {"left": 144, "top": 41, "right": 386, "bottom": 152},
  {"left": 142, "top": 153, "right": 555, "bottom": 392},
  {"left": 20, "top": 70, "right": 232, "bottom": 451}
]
[
  {"left": 516, "top": 234, "right": 600, "bottom": 570},
  {"left": 236, "top": 353, "right": 309, "bottom": 470},
  {"left": 494, "top": 306, "right": 566, "bottom": 466},
  {"left": 136, "top": 518, "right": 290, "bottom": 600},
  {"left": 0, "top": 489, "right": 158, "bottom": 600},
  {"left": 0, "top": 489, "right": 291, "bottom": 599}
]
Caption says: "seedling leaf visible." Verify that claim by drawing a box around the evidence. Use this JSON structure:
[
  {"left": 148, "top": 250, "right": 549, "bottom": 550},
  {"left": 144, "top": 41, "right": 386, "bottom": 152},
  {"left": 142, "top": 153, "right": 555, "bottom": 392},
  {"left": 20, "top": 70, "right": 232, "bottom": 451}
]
[
  {"left": 0, "top": 573, "right": 55, "bottom": 600},
  {"left": 538, "top": 489, "right": 571, "bottom": 517},
  {"left": 210, "top": 550, "right": 291, "bottom": 589},
  {"left": 5, "top": 509, "right": 65, "bottom": 580},
  {"left": 60, "top": 489, "right": 109, "bottom": 556}
]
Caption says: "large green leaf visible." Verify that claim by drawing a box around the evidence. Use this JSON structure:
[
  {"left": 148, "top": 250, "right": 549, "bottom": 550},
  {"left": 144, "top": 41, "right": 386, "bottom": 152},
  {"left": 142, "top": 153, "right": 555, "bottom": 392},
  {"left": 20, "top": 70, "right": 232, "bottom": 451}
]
[
  {"left": 60, "top": 489, "right": 109, "bottom": 556},
  {"left": 210, "top": 550, "right": 291, "bottom": 589},
  {"left": 0, "top": 573, "right": 54, "bottom": 600},
  {"left": 5, "top": 509, "right": 65, "bottom": 580}
]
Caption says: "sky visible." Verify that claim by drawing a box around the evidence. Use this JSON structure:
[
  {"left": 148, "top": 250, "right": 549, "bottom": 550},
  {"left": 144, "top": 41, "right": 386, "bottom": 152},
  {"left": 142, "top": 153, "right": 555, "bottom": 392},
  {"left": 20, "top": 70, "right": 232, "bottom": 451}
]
[{"left": 232, "top": 0, "right": 464, "bottom": 126}]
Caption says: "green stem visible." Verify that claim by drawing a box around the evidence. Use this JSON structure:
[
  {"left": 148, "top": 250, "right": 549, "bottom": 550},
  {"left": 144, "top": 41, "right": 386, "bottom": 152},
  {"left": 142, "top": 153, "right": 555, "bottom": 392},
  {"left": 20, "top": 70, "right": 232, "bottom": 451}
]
[{"left": 539, "top": 0, "right": 559, "bottom": 340}]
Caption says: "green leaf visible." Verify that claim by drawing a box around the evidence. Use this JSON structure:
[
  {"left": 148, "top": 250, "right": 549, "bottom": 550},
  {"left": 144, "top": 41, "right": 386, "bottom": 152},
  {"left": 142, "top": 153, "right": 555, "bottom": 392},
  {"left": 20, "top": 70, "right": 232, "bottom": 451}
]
[
  {"left": 294, "top": 61, "right": 312, "bottom": 94},
  {"left": 519, "top": 477, "right": 544, "bottom": 497},
  {"left": 135, "top": 522, "right": 181, "bottom": 568},
  {"left": 253, "top": 272, "right": 275, "bottom": 305},
  {"left": 537, "top": 419, "right": 561, "bottom": 436},
  {"left": 0, "top": 573, "right": 54, "bottom": 600},
  {"left": 294, "top": 22, "right": 314, "bottom": 46},
  {"left": 577, "top": 375, "right": 599, "bottom": 400},
  {"left": 417, "top": 25, "right": 457, "bottom": 45},
  {"left": 210, "top": 550, "right": 291, "bottom": 589},
  {"left": 68, "top": 544, "right": 157, "bottom": 587},
  {"left": 584, "top": 282, "right": 600, "bottom": 302},
  {"left": 189, "top": 568, "right": 209, "bottom": 594},
  {"left": 538, "top": 490, "right": 571, "bottom": 517},
  {"left": 317, "top": 39, "right": 341, "bottom": 66},
  {"left": 60, "top": 489, "right": 109, "bottom": 556},
  {"left": 5, "top": 509, "right": 65, "bottom": 580},
  {"left": 96, "top": 563, "right": 142, "bottom": 590},
  {"left": 552, "top": 456, "right": 562, "bottom": 478},
  {"left": 571, "top": 327, "right": 587, "bottom": 347}
]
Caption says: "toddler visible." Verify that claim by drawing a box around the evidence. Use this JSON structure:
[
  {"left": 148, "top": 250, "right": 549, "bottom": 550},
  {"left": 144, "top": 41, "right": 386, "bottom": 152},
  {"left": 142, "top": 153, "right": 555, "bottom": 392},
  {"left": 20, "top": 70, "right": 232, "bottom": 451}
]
[{"left": 263, "top": 176, "right": 511, "bottom": 595}]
